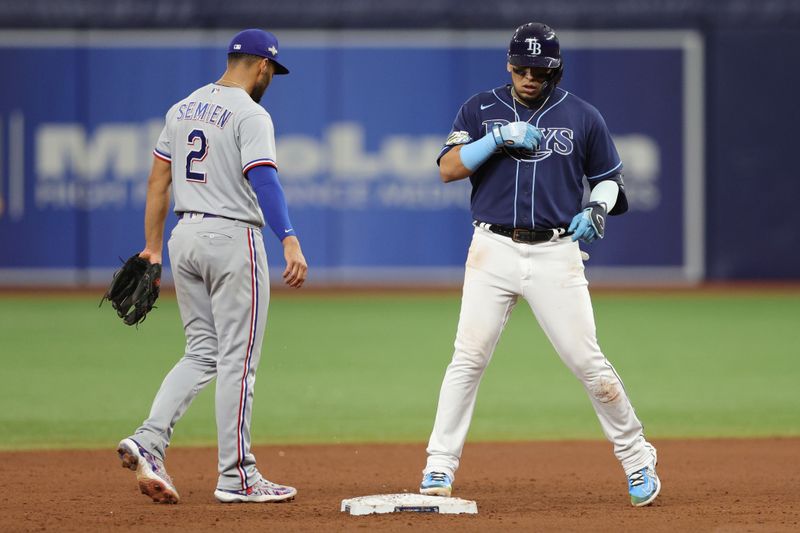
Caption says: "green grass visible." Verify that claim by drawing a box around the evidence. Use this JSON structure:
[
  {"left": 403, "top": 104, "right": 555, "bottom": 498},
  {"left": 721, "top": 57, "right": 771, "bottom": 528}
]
[{"left": 1, "top": 291, "right": 798, "bottom": 450}]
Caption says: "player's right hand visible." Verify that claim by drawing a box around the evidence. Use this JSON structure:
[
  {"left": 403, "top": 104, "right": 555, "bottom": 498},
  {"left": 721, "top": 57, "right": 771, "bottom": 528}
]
[
  {"left": 281, "top": 236, "right": 308, "bottom": 289},
  {"left": 492, "top": 122, "right": 543, "bottom": 150}
]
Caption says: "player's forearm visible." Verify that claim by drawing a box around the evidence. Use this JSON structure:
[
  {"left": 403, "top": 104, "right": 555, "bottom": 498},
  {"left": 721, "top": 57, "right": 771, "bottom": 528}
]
[
  {"left": 439, "top": 146, "right": 473, "bottom": 182},
  {"left": 281, "top": 235, "right": 301, "bottom": 250},
  {"left": 143, "top": 187, "right": 170, "bottom": 255},
  {"left": 441, "top": 129, "right": 507, "bottom": 182},
  {"left": 142, "top": 158, "right": 172, "bottom": 258}
]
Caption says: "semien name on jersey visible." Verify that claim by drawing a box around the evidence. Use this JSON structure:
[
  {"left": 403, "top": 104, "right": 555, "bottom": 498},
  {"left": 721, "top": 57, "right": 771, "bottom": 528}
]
[{"left": 177, "top": 101, "right": 233, "bottom": 129}]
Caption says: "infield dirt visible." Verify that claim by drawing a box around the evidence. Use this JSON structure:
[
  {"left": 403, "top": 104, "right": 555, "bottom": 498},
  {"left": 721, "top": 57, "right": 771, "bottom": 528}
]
[{"left": 2, "top": 438, "right": 797, "bottom": 532}]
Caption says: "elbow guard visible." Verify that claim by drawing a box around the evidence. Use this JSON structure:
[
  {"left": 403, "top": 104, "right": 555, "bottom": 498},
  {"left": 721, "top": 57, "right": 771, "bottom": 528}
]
[{"left": 590, "top": 173, "right": 628, "bottom": 216}]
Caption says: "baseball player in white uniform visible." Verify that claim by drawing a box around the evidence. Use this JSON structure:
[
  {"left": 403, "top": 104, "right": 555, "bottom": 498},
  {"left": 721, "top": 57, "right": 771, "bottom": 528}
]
[
  {"left": 117, "top": 29, "right": 307, "bottom": 504},
  {"left": 419, "top": 23, "right": 660, "bottom": 507}
]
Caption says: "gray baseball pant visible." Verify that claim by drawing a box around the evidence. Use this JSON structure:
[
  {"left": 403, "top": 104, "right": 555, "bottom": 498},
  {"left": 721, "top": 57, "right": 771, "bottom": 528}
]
[{"left": 130, "top": 216, "right": 269, "bottom": 491}]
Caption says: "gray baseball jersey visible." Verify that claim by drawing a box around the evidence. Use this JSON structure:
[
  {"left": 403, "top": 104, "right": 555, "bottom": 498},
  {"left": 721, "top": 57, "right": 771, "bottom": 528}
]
[{"left": 153, "top": 83, "right": 277, "bottom": 227}]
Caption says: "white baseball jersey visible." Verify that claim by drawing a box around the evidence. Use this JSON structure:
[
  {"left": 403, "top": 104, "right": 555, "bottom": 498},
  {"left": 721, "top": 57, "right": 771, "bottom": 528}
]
[{"left": 153, "top": 83, "right": 278, "bottom": 227}]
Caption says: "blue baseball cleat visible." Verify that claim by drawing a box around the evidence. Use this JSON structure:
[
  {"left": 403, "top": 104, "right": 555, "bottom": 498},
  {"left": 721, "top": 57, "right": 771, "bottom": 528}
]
[
  {"left": 420, "top": 471, "right": 453, "bottom": 497},
  {"left": 628, "top": 463, "right": 661, "bottom": 507}
]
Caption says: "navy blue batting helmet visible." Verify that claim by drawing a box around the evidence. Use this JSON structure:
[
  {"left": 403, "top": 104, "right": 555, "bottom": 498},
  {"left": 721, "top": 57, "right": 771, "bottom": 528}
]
[{"left": 508, "top": 23, "right": 563, "bottom": 86}]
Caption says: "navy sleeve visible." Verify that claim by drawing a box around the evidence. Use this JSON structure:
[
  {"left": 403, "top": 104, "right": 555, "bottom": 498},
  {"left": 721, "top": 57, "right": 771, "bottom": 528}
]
[
  {"left": 584, "top": 106, "right": 623, "bottom": 182},
  {"left": 436, "top": 97, "right": 482, "bottom": 165},
  {"left": 247, "top": 165, "right": 296, "bottom": 241}
]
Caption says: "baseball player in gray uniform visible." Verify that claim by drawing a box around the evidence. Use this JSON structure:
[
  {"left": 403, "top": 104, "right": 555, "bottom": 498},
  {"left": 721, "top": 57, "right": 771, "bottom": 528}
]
[{"left": 116, "top": 29, "right": 307, "bottom": 504}]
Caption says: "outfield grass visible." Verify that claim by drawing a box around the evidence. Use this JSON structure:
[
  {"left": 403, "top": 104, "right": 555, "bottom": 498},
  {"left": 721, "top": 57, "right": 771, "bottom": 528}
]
[{"left": 1, "top": 291, "right": 798, "bottom": 450}]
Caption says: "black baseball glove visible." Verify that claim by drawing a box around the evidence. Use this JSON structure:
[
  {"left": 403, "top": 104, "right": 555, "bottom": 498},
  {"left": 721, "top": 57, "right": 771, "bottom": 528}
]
[{"left": 100, "top": 254, "right": 162, "bottom": 326}]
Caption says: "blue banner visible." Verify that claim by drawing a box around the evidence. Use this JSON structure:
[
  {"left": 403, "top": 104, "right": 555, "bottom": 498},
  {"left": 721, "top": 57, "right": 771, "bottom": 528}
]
[{"left": 0, "top": 31, "right": 703, "bottom": 285}]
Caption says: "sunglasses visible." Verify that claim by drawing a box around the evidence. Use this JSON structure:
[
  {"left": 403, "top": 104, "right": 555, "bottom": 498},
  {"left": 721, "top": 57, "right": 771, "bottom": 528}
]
[{"left": 511, "top": 66, "right": 554, "bottom": 80}]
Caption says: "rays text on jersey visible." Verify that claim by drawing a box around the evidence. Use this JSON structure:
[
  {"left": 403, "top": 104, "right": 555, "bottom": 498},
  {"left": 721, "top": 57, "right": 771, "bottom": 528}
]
[{"left": 481, "top": 119, "right": 574, "bottom": 162}]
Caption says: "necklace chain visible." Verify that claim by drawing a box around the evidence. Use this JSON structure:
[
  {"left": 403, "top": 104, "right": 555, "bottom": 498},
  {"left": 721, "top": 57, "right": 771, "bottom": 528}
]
[
  {"left": 511, "top": 87, "right": 551, "bottom": 124},
  {"left": 217, "top": 78, "right": 247, "bottom": 91}
]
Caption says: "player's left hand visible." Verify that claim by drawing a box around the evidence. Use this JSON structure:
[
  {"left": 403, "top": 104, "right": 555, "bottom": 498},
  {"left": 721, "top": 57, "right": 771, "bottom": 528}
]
[
  {"left": 138, "top": 248, "right": 162, "bottom": 265},
  {"left": 101, "top": 253, "right": 162, "bottom": 326},
  {"left": 568, "top": 201, "right": 607, "bottom": 243},
  {"left": 281, "top": 236, "right": 308, "bottom": 288},
  {"left": 493, "top": 122, "right": 543, "bottom": 151}
]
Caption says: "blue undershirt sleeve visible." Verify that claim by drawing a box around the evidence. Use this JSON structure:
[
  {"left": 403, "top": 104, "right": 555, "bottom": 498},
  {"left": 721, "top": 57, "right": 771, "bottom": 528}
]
[{"left": 246, "top": 165, "right": 296, "bottom": 241}]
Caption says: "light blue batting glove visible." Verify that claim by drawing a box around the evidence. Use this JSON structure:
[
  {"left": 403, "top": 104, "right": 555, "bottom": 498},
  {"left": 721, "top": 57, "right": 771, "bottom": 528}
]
[
  {"left": 568, "top": 202, "right": 607, "bottom": 243},
  {"left": 491, "top": 122, "right": 543, "bottom": 150}
]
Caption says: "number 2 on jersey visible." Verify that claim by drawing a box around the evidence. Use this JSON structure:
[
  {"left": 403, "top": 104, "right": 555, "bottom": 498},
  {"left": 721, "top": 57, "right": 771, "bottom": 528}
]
[{"left": 186, "top": 129, "right": 208, "bottom": 183}]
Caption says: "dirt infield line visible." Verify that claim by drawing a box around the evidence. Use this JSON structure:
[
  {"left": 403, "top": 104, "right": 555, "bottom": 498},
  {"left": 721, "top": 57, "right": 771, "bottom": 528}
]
[{"left": 2, "top": 438, "right": 798, "bottom": 532}]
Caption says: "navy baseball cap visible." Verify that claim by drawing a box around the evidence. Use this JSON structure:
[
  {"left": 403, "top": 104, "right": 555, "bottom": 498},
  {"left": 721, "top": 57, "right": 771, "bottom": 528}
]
[{"left": 228, "top": 29, "right": 289, "bottom": 75}]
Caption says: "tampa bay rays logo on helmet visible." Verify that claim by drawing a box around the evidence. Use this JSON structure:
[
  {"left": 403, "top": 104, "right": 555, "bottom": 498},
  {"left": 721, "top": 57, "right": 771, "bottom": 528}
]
[
  {"left": 525, "top": 37, "right": 541, "bottom": 55},
  {"left": 483, "top": 119, "right": 574, "bottom": 162}
]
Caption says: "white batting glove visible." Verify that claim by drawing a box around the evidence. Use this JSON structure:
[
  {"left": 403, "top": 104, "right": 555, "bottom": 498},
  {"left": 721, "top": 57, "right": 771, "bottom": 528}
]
[{"left": 491, "top": 122, "right": 543, "bottom": 150}]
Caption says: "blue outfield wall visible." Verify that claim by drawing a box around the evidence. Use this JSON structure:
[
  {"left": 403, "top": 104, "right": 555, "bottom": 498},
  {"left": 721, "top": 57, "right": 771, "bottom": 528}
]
[
  {"left": 0, "top": 30, "right": 703, "bottom": 285},
  {"left": 704, "top": 29, "right": 800, "bottom": 280}
]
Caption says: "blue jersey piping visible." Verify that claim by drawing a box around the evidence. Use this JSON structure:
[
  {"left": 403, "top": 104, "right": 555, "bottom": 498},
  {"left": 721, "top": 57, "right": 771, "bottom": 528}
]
[
  {"left": 587, "top": 161, "right": 623, "bottom": 180},
  {"left": 530, "top": 89, "right": 570, "bottom": 227}
]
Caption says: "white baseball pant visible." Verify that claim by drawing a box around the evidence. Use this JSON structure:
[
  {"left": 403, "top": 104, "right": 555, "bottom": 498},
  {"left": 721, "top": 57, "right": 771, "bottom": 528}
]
[{"left": 425, "top": 226, "right": 656, "bottom": 479}]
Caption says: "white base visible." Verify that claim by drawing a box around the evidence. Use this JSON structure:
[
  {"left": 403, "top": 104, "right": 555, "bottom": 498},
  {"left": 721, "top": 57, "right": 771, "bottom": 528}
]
[{"left": 341, "top": 493, "right": 477, "bottom": 516}]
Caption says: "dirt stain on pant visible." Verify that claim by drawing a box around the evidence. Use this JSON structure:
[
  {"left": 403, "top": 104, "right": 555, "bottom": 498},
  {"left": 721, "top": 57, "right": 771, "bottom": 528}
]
[
  {"left": 590, "top": 378, "right": 621, "bottom": 404},
  {"left": 465, "top": 242, "right": 486, "bottom": 270}
]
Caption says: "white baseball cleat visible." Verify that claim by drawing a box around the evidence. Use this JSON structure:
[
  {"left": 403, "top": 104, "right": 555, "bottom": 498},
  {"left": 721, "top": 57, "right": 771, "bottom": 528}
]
[
  {"left": 117, "top": 438, "right": 180, "bottom": 504},
  {"left": 214, "top": 478, "right": 297, "bottom": 503}
]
